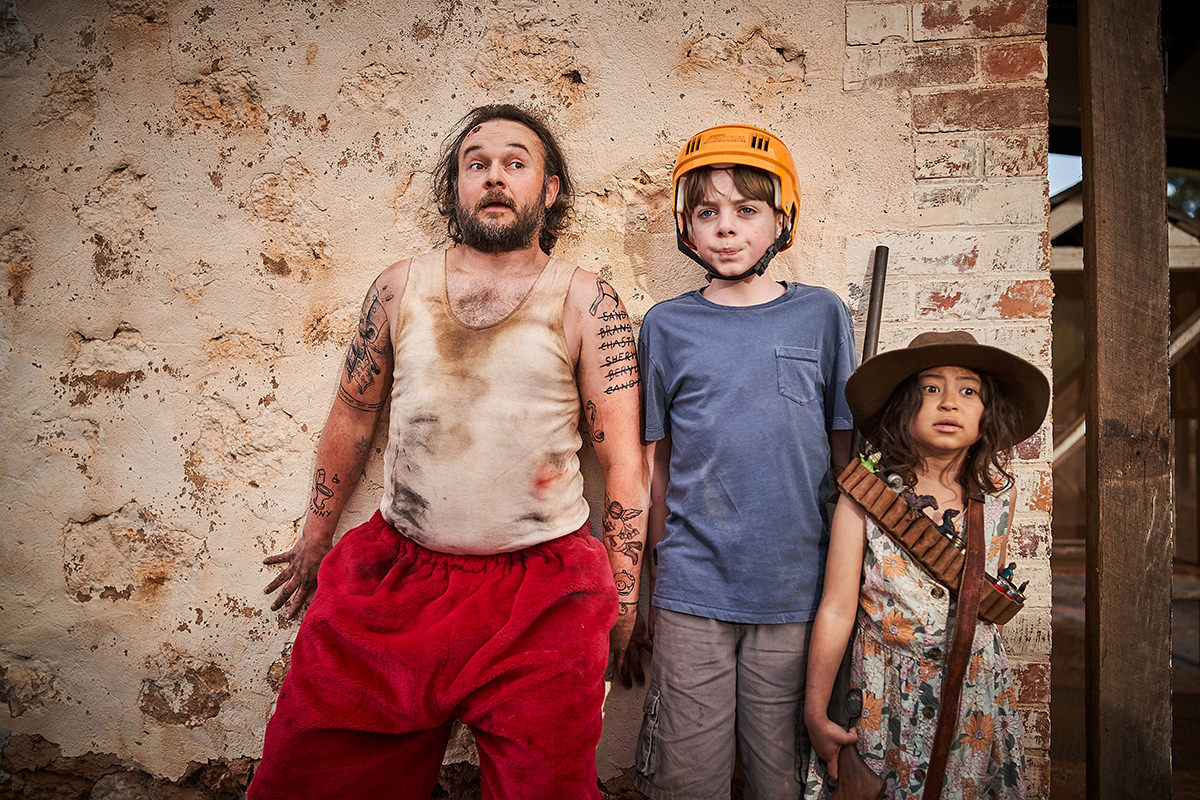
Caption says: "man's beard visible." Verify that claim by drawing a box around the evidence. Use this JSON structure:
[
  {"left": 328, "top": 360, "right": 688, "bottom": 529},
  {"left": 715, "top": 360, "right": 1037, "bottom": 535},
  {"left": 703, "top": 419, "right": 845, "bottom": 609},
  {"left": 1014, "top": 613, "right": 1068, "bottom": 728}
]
[{"left": 455, "top": 189, "right": 545, "bottom": 254}]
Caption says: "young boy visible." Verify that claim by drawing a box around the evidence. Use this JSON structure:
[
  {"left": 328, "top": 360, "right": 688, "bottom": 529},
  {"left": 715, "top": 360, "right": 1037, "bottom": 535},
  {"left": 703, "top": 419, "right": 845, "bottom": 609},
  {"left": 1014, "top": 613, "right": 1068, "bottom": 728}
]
[{"left": 634, "top": 124, "right": 857, "bottom": 800}]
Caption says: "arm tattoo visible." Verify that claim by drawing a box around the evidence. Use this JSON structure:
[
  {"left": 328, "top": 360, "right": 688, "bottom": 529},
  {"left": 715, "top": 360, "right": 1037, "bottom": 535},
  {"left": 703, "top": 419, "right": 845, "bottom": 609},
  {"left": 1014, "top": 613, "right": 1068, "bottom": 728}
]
[
  {"left": 593, "top": 285, "right": 639, "bottom": 393},
  {"left": 349, "top": 436, "right": 371, "bottom": 482},
  {"left": 613, "top": 570, "right": 636, "bottom": 597},
  {"left": 589, "top": 279, "right": 621, "bottom": 316},
  {"left": 309, "top": 468, "right": 339, "bottom": 518},
  {"left": 337, "top": 278, "right": 393, "bottom": 411},
  {"left": 585, "top": 400, "right": 605, "bottom": 444},
  {"left": 603, "top": 500, "right": 645, "bottom": 566}
]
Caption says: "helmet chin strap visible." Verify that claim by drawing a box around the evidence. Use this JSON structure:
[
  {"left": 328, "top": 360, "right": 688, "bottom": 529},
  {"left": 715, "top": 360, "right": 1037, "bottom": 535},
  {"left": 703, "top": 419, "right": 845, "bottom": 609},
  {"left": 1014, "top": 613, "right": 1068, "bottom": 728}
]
[{"left": 677, "top": 223, "right": 793, "bottom": 283}]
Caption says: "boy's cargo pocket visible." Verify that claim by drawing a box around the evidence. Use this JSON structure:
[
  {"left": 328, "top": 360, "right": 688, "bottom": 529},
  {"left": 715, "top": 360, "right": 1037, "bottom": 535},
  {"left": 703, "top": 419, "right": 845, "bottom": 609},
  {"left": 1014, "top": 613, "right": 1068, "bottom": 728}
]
[
  {"left": 776, "top": 346, "right": 820, "bottom": 405},
  {"left": 635, "top": 684, "right": 663, "bottom": 777}
]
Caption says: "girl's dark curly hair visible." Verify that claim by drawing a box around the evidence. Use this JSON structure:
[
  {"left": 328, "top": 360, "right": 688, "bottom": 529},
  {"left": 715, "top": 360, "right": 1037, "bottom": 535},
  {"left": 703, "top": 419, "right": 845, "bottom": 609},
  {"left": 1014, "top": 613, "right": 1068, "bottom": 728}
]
[
  {"left": 432, "top": 104, "right": 573, "bottom": 255},
  {"left": 868, "top": 370, "right": 1023, "bottom": 496}
]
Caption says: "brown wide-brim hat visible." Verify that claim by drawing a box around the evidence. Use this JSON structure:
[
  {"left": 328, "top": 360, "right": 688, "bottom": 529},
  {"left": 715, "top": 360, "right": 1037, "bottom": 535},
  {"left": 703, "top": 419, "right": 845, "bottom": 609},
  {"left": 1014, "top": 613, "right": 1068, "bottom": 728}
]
[{"left": 845, "top": 330, "right": 1050, "bottom": 449}]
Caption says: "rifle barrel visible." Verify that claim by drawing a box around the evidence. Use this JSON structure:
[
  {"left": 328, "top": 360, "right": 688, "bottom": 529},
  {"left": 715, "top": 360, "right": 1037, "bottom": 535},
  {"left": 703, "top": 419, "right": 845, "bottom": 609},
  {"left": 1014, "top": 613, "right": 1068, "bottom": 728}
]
[{"left": 849, "top": 245, "right": 890, "bottom": 460}]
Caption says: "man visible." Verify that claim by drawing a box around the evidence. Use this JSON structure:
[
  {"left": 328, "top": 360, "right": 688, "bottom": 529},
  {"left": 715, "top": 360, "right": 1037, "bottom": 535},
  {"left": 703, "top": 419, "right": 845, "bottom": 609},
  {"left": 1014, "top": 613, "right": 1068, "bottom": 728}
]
[{"left": 249, "top": 105, "right": 647, "bottom": 800}]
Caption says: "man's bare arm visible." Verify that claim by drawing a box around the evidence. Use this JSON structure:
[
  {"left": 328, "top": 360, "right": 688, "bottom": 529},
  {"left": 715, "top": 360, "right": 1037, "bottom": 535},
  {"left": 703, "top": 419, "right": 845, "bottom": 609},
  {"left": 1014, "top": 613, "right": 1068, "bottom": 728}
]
[
  {"left": 566, "top": 272, "right": 649, "bottom": 677},
  {"left": 263, "top": 264, "right": 407, "bottom": 618}
]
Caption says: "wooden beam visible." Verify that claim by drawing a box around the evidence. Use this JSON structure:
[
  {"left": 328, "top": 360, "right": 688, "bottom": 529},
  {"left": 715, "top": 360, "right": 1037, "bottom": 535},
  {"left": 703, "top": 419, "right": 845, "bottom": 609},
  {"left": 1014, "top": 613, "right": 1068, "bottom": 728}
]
[
  {"left": 1051, "top": 243, "right": 1200, "bottom": 271},
  {"left": 1170, "top": 306, "right": 1200, "bottom": 366},
  {"left": 1049, "top": 194, "right": 1085, "bottom": 239},
  {"left": 1078, "top": 0, "right": 1173, "bottom": 797},
  {"left": 1053, "top": 308, "right": 1200, "bottom": 463}
]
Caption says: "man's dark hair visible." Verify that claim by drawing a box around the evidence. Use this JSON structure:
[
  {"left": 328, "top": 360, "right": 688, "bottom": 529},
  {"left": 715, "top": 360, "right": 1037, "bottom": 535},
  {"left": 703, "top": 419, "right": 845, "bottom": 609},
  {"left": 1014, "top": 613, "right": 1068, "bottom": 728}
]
[{"left": 433, "top": 104, "right": 574, "bottom": 255}]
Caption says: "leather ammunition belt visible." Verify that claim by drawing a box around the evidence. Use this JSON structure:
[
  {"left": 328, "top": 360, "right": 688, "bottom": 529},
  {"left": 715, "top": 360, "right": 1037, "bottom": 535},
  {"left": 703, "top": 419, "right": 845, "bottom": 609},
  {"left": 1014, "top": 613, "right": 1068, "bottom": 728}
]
[{"left": 837, "top": 459, "right": 1024, "bottom": 625}]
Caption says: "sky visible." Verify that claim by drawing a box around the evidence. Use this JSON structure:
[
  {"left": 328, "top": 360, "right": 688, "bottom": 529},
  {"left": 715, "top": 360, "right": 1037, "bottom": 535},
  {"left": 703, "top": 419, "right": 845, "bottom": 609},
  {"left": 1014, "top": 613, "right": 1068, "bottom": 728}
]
[{"left": 1049, "top": 153, "right": 1083, "bottom": 196}]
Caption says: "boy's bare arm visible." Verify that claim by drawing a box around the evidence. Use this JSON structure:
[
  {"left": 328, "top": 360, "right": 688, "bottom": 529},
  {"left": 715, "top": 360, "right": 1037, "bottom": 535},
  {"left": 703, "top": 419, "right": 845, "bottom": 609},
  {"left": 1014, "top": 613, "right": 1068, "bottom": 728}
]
[
  {"left": 829, "top": 429, "right": 852, "bottom": 474},
  {"left": 565, "top": 272, "right": 649, "bottom": 670},
  {"left": 263, "top": 264, "right": 407, "bottom": 619},
  {"left": 644, "top": 435, "right": 671, "bottom": 631}
]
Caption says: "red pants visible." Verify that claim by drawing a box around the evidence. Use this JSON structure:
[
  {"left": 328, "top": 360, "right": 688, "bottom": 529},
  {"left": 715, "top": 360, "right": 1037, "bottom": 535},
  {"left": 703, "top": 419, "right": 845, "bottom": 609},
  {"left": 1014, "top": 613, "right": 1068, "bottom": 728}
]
[{"left": 250, "top": 512, "right": 616, "bottom": 800}]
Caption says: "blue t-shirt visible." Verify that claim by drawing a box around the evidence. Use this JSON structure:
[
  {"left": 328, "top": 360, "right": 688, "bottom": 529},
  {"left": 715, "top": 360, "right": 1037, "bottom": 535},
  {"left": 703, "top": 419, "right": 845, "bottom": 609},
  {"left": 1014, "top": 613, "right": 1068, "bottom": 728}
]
[{"left": 639, "top": 282, "right": 857, "bottom": 623}]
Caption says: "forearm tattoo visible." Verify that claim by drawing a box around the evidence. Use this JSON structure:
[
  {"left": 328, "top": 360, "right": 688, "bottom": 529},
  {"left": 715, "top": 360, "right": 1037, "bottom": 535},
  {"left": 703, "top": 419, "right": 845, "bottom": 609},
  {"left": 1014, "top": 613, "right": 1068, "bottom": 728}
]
[
  {"left": 338, "top": 278, "right": 394, "bottom": 411},
  {"left": 613, "top": 570, "right": 636, "bottom": 598},
  {"left": 603, "top": 499, "right": 645, "bottom": 566},
  {"left": 309, "top": 468, "right": 339, "bottom": 518},
  {"left": 350, "top": 436, "right": 371, "bottom": 482},
  {"left": 590, "top": 279, "right": 640, "bottom": 395}
]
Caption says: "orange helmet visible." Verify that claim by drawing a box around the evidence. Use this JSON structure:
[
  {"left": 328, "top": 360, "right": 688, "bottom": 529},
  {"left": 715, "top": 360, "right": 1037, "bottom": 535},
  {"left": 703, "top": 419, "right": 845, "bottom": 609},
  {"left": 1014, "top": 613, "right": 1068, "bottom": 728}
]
[{"left": 672, "top": 123, "right": 802, "bottom": 253}]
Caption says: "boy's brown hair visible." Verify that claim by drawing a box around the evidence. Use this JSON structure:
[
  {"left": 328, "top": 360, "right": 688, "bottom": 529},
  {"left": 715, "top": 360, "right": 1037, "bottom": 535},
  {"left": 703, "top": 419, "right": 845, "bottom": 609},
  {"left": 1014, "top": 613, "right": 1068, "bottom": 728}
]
[{"left": 679, "top": 165, "right": 777, "bottom": 218}]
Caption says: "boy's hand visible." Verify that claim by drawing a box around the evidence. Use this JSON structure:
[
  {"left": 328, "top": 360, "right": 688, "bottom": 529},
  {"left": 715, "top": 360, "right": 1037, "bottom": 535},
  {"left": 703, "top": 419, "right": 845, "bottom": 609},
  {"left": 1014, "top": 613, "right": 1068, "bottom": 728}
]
[
  {"left": 611, "top": 606, "right": 653, "bottom": 688},
  {"left": 263, "top": 533, "right": 332, "bottom": 619},
  {"left": 807, "top": 715, "right": 859, "bottom": 781}
]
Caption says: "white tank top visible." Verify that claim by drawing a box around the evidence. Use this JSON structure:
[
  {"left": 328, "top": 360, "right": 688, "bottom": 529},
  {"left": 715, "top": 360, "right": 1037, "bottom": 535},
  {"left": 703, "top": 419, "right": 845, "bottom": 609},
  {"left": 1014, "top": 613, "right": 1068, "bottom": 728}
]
[{"left": 379, "top": 251, "right": 590, "bottom": 553}]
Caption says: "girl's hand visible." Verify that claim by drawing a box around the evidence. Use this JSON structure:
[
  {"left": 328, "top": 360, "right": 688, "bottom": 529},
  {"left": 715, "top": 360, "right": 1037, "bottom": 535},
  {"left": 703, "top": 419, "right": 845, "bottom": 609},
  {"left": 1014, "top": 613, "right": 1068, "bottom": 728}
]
[{"left": 807, "top": 715, "right": 859, "bottom": 781}]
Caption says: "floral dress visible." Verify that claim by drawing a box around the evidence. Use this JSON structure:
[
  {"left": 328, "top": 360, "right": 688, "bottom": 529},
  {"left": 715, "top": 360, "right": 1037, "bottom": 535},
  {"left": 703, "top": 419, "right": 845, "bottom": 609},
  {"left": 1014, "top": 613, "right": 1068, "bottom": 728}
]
[{"left": 803, "top": 492, "right": 1026, "bottom": 800}]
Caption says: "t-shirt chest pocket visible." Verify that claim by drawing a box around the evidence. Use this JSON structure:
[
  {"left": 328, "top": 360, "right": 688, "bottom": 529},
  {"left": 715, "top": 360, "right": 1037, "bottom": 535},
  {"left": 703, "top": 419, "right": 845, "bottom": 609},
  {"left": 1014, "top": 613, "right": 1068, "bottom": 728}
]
[{"left": 775, "top": 346, "right": 821, "bottom": 405}]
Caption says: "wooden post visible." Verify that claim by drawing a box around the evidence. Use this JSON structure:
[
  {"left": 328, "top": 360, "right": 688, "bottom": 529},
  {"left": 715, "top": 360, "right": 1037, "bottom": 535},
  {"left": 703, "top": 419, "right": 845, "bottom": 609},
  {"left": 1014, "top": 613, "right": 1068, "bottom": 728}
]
[{"left": 1078, "top": 0, "right": 1173, "bottom": 797}]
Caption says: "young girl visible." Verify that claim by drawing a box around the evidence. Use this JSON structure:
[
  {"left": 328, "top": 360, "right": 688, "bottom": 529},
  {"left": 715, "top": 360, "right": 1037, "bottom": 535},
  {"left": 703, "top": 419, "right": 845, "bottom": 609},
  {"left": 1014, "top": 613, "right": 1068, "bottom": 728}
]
[{"left": 803, "top": 331, "right": 1050, "bottom": 800}]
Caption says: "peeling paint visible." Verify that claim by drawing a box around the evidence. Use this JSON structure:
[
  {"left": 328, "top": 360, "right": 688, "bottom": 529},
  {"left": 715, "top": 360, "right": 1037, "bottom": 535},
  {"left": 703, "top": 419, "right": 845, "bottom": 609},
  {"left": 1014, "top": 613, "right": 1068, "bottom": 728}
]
[
  {"left": 176, "top": 69, "right": 266, "bottom": 130},
  {"left": 37, "top": 67, "right": 97, "bottom": 127},
  {"left": 265, "top": 644, "right": 291, "bottom": 693},
  {"left": 0, "top": 0, "right": 33, "bottom": 54},
  {"left": 62, "top": 503, "right": 207, "bottom": 603},
  {"left": 471, "top": 29, "right": 590, "bottom": 107},
  {"left": 0, "top": 733, "right": 254, "bottom": 799},
  {"left": 202, "top": 329, "right": 281, "bottom": 362},
  {"left": 0, "top": 651, "right": 64, "bottom": 717},
  {"left": 60, "top": 368, "right": 146, "bottom": 406},
  {"left": 139, "top": 649, "right": 231, "bottom": 727},
  {"left": 678, "top": 27, "right": 806, "bottom": 103},
  {"left": 245, "top": 157, "right": 331, "bottom": 277},
  {"left": 76, "top": 166, "right": 157, "bottom": 284},
  {"left": 1, "top": 226, "right": 34, "bottom": 304},
  {"left": 336, "top": 63, "right": 413, "bottom": 117},
  {"left": 37, "top": 417, "right": 103, "bottom": 475},
  {"left": 111, "top": 0, "right": 169, "bottom": 24}
]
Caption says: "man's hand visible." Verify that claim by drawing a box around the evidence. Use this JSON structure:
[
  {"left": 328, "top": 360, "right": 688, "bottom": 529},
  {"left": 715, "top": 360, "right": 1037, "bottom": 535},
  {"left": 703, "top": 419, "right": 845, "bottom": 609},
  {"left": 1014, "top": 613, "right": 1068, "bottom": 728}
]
[
  {"left": 263, "top": 534, "right": 332, "bottom": 620},
  {"left": 610, "top": 604, "right": 653, "bottom": 689}
]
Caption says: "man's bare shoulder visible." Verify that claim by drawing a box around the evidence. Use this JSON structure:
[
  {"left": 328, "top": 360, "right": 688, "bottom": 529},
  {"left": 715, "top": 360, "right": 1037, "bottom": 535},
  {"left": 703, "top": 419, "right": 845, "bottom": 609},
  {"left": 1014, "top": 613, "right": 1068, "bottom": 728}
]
[
  {"left": 564, "top": 265, "right": 626, "bottom": 317},
  {"left": 376, "top": 257, "right": 412, "bottom": 288},
  {"left": 368, "top": 257, "right": 414, "bottom": 309}
]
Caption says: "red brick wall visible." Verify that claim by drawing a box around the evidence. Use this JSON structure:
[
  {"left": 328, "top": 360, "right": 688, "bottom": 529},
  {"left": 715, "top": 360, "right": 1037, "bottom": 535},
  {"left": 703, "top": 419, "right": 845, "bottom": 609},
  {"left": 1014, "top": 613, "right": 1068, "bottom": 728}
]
[{"left": 845, "top": 2, "right": 1051, "bottom": 795}]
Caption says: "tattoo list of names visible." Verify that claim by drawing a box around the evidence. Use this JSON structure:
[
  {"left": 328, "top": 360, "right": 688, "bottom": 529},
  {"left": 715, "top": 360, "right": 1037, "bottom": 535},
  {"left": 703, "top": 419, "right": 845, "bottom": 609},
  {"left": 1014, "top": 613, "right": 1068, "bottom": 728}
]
[{"left": 597, "top": 307, "right": 639, "bottom": 395}]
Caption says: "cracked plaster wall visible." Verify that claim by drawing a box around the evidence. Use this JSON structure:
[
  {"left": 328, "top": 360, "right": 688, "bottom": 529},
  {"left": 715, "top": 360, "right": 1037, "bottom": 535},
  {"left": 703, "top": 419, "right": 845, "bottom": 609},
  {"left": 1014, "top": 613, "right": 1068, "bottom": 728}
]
[{"left": 0, "top": 0, "right": 1051, "bottom": 793}]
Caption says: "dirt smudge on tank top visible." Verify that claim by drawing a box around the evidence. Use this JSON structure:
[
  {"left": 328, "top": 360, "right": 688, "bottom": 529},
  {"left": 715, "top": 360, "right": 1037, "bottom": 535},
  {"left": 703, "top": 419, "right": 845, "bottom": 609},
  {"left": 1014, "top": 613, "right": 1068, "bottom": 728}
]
[
  {"left": 431, "top": 294, "right": 499, "bottom": 383},
  {"left": 532, "top": 452, "right": 570, "bottom": 494},
  {"left": 388, "top": 483, "right": 430, "bottom": 534}
]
